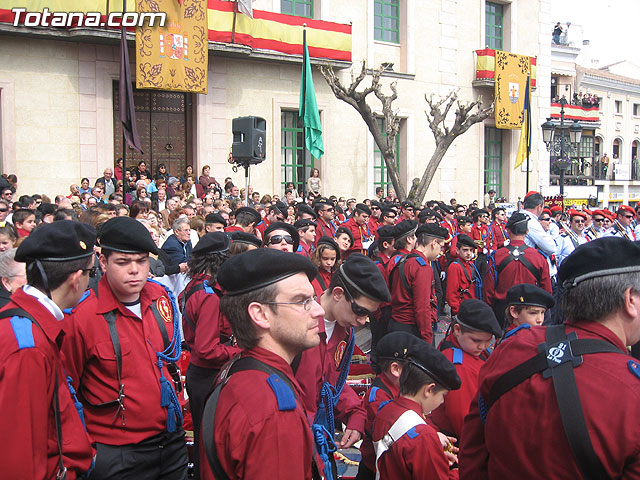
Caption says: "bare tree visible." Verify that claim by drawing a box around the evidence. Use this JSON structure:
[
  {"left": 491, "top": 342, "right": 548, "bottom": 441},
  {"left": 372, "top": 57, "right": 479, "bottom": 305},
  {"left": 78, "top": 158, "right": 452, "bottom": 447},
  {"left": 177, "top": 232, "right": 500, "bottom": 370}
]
[{"left": 321, "top": 61, "right": 494, "bottom": 203}]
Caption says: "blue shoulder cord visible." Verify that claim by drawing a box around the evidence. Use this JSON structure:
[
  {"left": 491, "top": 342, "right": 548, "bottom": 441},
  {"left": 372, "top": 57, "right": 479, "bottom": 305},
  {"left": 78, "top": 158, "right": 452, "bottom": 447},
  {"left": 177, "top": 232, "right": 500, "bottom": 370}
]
[
  {"left": 472, "top": 261, "right": 483, "bottom": 300},
  {"left": 312, "top": 329, "right": 356, "bottom": 480},
  {"left": 147, "top": 279, "right": 183, "bottom": 432}
]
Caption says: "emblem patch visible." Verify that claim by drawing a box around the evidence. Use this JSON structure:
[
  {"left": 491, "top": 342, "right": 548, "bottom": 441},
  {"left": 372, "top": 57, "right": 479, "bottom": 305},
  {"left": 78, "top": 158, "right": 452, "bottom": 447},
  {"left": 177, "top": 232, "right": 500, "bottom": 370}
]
[
  {"left": 79, "top": 241, "right": 87, "bottom": 250},
  {"left": 156, "top": 297, "right": 172, "bottom": 323},
  {"left": 335, "top": 340, "right": 347, "bottom": 368},
  {"left": 508, "top": 81, "right": 520, "bottom": 104}
]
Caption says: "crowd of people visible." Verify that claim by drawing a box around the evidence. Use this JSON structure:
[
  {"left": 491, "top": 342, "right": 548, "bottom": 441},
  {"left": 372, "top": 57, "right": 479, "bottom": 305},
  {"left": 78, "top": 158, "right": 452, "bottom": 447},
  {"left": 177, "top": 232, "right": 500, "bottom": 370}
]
[{"left": 2, "top": 165, "right": 640, "bottom": 480}]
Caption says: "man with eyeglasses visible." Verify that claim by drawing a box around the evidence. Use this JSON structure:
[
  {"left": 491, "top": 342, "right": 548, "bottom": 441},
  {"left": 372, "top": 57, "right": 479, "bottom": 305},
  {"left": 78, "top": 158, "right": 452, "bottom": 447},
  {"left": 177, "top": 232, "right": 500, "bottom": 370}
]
[
  {"left": 557, "top": 210, "right": 588, "bottom": 265},
  {"left": 295, "top": 253, "right": 390, "bottom": 475},
  {"left": 606, "top": 205, "right": 637, "bottom": 240},
  {"left": 585, "top": 210, "right": 608, "bottom": 241},
  {"left": 314, "top": 200, "right": 337, "bottom": 240},
  {"left": 0, "top": 199, "right": 9, "bottom": 226},
  {"left": 62, "top": 217, "right": 188, "bottom": 479},
  {"left": 389, "top": 223, "right": 449, "bottom": 344},
  {"left": 368, "top": 200, "right": 384, "bottom": 238},
  {"left": 255, "top": 201, "right": 288, "bottom": 239},
  {"left": 200, "top": 248, "right": 324, "bottom": 480},
  {"left": 162, "top": 217, "right": 193, "bottom": 265},
  {"left": 0, "top": 221, "right": 96, "bottom": 479},
  {"left": 400, "top": 201, "right": 416, "bottom": 221},
  {"left": 381, "top": 207, "right": 397, "bottom": 227},
  {"left": 440, "top": 205, "right": 457, "bottom": 237}
]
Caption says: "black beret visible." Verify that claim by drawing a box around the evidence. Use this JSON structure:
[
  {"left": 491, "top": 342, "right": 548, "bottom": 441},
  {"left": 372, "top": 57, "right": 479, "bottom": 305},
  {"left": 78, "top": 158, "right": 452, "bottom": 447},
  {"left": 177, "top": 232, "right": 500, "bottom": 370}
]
[
  {"left": 264, "top": 221, "right": 300, "bottom": 251},
  {"left": 377, "top": 225, "right": 395, "bottom": 240},
  {"left": 192, "top": 232, "right": 230, "bottom": 255},
  {"left": 370, "top": 200, "right": 383, "bottom": 209},
  {"left": 294, "top": 219, "right": 315, "bottom": 230},
  {"left": 313, "top": 200, "right": 332, "bottom": 214},
  {"left": 381, "top": 207, "right": 397, "bottom": 218},
  {"left": 375, "top": 331, "right": 423, "bottom": 361},
  {"left": 234, "top": 206, "right": 261, "bottom": 224},
  {"left": 456, "top": 299, "right": 501, "bottom": 337},
  {"left": 401, "top": 201, "right": 415, "bottom": 209},
  {"left": 506, "top": 212, "right": 529, "bottom": 230},
  {"left": 416, "top": 223, "right": 449, "bottom": 240},
  {"left": 355, "top": 203, "right": 372, "bottom": 216},
  {"left": 15, "top": 221, "right": 96, "bottom": 262},
  {"left": 559, "top": 237, "right": 640, "bottom": 288},
  {"left": 230, "top": 231, "right": 262, "bottom": 248},
  {"left": 406, "top": 341, "right": 461, "bottom": 391},
  {"left": 297, "top": 204, "right": 317, "bottom": 219},
  {"left": 393, "top": 220, "right": 418, "bottom": 240},
  {"left": 457, "top": 215, "right": 473, "bottom": 225},
  {"left": 367, "top": 240, "right": 379, "bottom": 258},
  {"left": 441, "top": 205, "right": 455, "bottom": 214},
  {"left": 99, "top": 216, "right": 159, "bottom": 255},
  {"left": 273, "top": 201, "right": 289, "bottom": 219},
  {"left": 316, "top": 236, "right": 340, "bottom": 260},
  {"left": 417, "top": 208, "right": 435, "bottom": 220},
  {"left": 205, "top": 213, "right": 227, "bottom": 227},
  {"left": 218, "top": 248, "right": 317, "bottom": 296},
  {"left": 456, "top": 234, "right": 476, "bottom": 249},
  {"left": 37, "top": 203, "right": 57, "bottom": 216},
  {"left": 471, "top": 209, "right": 488, "bottom": 219},
  {"left": 506, "top": 283, "right": 555, "bottom": 309},
  {"left": 336, "top": 253, "right": 391, "bottom": 303}
]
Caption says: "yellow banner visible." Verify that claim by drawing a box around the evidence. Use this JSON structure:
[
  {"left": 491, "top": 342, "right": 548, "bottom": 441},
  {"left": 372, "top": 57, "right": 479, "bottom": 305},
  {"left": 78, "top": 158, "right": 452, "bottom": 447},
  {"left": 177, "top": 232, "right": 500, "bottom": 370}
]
[
  {"left": 494, "top": 51, "right": 530, "bottom": 129},
  {"left": 135, "top": 0, "right": 208, "bottom": 94}
]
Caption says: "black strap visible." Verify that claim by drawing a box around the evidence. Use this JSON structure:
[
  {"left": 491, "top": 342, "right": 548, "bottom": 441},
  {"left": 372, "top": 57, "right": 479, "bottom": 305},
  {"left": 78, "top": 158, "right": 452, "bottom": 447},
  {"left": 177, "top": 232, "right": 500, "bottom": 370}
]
[
  {"left": 485, "top": 326, "right": 622, "bottom": 480},
  {"left": 0, "top": 308, "right": 67, "bottom": 478},
  {"left": 315, "top": 273, "right": 327, "bottom": 293},
  {"left": 389, "top": 253, "right": 420, "bottom": 296},
  {"left": 496, "top": 244, "right": 542, "bottom": 284},
  {"left": 545, "top": 326, "right": 611, "bottom": 480},
  {"left": 202, "top": 356, "right": 298, "bottom": 480},
  {"left": 371, "top": 376, "right": 392, "bottom": 398},
  {"left": 150, "top": 301, "right": 171, "bottom": 349},
  {"left": 180, "top": 281, "right": 207, "bottom": 331}
]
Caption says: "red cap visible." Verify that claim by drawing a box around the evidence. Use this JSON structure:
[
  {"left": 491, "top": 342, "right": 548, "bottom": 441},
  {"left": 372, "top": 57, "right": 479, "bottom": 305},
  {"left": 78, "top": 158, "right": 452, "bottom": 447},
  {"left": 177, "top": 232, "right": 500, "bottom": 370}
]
[
  {"left": 569, "top": 209, "right": 587, "bottom": 221},
  {"left": 592, "top": 209, "right": 607, "bottom": 217},
  {"left": 542, "top": 208, "right": 552, "bottom": 216},
  {"left": 524, "top": 191, "right": 539, "bottom": 198},
  {"left": 550, "top": 205, "right": 563, "bottom": 213},
  {"left": 582, "top": 208, "right": 592, "bottom": 215},
  {"left": 617, "top": 205, "right": 635, "bottom": 215}
]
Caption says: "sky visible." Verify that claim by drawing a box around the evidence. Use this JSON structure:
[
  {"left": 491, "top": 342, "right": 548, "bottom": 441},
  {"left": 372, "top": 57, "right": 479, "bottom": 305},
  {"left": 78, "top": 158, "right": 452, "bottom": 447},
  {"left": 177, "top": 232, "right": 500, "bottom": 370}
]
[{"left": 553, "top": 0, "right": 640, "bottom": 68}]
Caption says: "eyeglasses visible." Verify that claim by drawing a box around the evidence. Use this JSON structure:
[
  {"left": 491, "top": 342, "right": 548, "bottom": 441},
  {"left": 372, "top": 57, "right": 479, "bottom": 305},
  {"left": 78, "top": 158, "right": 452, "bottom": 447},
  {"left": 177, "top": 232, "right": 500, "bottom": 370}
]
[
  {"left": 264, "top": 295, "right": 317, "bottom": 311},
  {"left": 384, "top": 214, "right": 397, "bottom": 219},
  {"left": 0, "top": 208, "right": 8, "bottom": 212},
  {"left": 623, "top": 215, "right": 635, "bottom": 219},
  {"left": 539, "top": 217, "right": 551, "bottom": 221},
  {"left": 82, "top": 267, "right": 98, "bottom": 278},
  {"left": 573, "top": 219, "right": 585, "bottom": 224},
  {"left": 342, "top": 285, "right": 373, "bottom": 317},
  {"left": 323, "top": 208, "right": 334, "bottom": 212},
  {"left": 404, "top": 207, "right": 414, "bottom": 212},
  {"left": 593, "top": 217, "right": 604, "bottom": 222},
  {"left": 268, "top": 234, "right": 294, "bottom": 245}
]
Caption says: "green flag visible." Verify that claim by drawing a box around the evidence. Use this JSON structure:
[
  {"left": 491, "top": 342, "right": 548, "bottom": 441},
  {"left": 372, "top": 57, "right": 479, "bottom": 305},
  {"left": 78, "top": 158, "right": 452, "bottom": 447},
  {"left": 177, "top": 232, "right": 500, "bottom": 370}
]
[{"left": 299, "top": 35, "right": 324, "bottom": 159}]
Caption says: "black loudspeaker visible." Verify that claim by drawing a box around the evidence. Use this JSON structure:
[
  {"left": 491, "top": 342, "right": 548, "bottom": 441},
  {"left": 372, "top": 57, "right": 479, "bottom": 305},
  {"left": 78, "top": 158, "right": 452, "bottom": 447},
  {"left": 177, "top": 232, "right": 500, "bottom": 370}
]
[{"left": 232, "top": 116, "right": 266, "bottom": 165}]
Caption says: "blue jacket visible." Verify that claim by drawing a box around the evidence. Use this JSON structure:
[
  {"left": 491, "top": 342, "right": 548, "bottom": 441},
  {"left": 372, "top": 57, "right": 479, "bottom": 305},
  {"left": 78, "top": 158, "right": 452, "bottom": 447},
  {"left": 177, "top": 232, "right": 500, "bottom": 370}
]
[{"left": 161, "top": 234, "right": 192, "bottom": 264}]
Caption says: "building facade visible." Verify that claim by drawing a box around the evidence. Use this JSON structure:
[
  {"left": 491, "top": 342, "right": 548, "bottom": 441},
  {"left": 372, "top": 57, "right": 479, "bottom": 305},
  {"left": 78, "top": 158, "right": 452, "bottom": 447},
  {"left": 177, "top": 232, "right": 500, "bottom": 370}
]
[{"left": 0, "top": 0, "right": 552, "bottom": 203}]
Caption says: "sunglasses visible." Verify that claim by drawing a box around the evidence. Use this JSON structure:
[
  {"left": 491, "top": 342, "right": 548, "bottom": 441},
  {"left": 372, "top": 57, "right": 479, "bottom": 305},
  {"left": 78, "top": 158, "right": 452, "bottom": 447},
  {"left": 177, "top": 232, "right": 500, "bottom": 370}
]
[
  {"left": 593, "top": 217, "right": 604, "bottom": 222},
  {"left": 624, "top": 215, "right": 635, "bottom": 219},
  {"left": 385, "top": 214, "right": 397, "bottom": 219},
  {"left": 343, "top": 284, "right": 373, "bottom": 317},
  {"left": 82, "top": 267, "right": 98, "bottom": 278},
  {"left": 0, "top": 208, "right": 8, "bottom": 213},
  {"left": 539, "top": 217, "right": 551, "bottom": 221},
  {"left": 268, "top": 234, "right": 294, "bottom": 245}
]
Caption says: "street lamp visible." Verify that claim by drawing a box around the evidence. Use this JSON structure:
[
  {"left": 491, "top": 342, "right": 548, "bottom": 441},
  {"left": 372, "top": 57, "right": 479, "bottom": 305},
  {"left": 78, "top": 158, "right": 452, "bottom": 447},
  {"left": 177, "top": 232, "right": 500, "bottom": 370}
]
[{"left": 541, "top": 98, "right": 583, "bottom": 196}]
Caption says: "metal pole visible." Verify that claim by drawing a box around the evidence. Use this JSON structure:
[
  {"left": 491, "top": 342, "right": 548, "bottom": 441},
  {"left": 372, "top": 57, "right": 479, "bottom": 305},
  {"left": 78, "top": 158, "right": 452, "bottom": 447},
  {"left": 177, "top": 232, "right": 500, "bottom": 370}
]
[
  {"left": 301, "top": 28, "right": 308, "bottom": 201},
  {"left": 559, "top": 99, "right": 566, "bottom": 197},
  {"left": 244, "top": 163, "right": 249, "bottom": 205}
]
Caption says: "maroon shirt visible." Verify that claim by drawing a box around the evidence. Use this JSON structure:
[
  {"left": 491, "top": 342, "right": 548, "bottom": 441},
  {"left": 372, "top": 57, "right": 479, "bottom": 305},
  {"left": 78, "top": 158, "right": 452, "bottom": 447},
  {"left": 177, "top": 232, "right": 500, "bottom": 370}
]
[
  {"left": 373, "top": 396, "right": 459, "bottom": 480},
  {"left": 460, "top": 321, "right": 640, "bottom": 479},
  {"left": 445, "top": 259, "right": 477, "bottom": 315},
  {"left": 360, "top": 374, "right": 398, "bottom": 472},
  {"left": 295, "top": 319, "right": 366, "bottom": 434},
  {"left": 389, "top": 250, "right": 435, "bottom": 343},
  {"left": 63, "top": 277, "right": 181, "bottom": 445},
  {"left": 314, "top": 218, "right": 336, "bottom": 242},
  {"left": 201, "top": 347, "right": 315, "bottom": 480},
  {"left": 482, "top": 239, "right": 552, "bottom": 306},
  {"left": 180, "top": 276, "right": 240, "bottom": 370},
  {"left": 0, "top": 289, "right": 94, "bottom": 479},
  {"left": 342, "top": 217, "right": 372, "bottom": 256}
]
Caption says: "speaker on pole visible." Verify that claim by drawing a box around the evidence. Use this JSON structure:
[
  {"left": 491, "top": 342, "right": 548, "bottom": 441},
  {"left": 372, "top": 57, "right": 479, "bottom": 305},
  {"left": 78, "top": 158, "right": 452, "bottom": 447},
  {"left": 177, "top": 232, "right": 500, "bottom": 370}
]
[{"left": 232, "top": 116, "right": 266, "bottom": 165}]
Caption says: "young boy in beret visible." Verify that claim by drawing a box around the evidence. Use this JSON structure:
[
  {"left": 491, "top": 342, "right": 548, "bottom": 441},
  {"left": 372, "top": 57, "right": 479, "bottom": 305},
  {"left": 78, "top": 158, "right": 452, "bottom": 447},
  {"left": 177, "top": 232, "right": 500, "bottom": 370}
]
[
  {"left": 445, "top": 234, "right": 480, "bottom": 316},
  {"left": 373, "top": 338, "right": 461, "bottom": 479},
  {"left": 431, "top": 299, "right": 501, "bottom": 440},
  {"left": 502, "top": 283, "right": 555, "bottom": 337},
  {"left": 357, "top": 331, "right": 421, "bottom": 479}
]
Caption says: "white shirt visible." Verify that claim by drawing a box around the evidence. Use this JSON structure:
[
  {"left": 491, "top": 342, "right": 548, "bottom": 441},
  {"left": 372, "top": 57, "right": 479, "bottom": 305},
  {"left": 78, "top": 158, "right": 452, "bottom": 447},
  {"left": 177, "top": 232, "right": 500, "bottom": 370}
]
[
  {"left": 22, "top": 285, "right": 64, "bottom": 320},
  {"left": 519, "top": 209, "right": 557, "bottom": 256},
  {"left": 324, "top": 318, "right": 336, "bottom": 342}
]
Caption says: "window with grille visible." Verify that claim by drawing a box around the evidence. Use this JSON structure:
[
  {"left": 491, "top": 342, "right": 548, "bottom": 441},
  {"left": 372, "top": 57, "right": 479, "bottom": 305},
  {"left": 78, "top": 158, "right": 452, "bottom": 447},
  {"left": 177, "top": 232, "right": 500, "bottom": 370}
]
[
  {"left": 281, "top": 0, "right": 313, "bottom": 18},
  {"left": 373, "top": 117, "right": 400, "bottom": 194},
  {"left": 281, "top": 110, "right": 314, "bottom": 194},
  {"left": 484, "top": 126, "right": 502, "bottom": 196},
  {"left": 374, "top": 0, "right": 400, "bottom": 43},
  {"left": 485, "top": 2, "right": 503, "bottom": 50}
]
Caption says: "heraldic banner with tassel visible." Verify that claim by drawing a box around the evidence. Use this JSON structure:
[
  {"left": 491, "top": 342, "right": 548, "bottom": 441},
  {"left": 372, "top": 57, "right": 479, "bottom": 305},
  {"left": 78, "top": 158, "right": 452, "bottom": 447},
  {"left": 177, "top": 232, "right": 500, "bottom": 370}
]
[
  {"left": 494, "top": 50, "right": 530, "bottom": 129},
  {"left": 136, "top": 0, "right": 208, "bottom": 94}
]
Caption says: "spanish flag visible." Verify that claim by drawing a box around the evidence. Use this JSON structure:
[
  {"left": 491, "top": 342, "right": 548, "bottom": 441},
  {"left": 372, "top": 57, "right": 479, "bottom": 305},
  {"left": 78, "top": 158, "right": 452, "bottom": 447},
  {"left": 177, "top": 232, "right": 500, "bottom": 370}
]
[{"left": 515, "top": 76, "right": 531, "bottom": 169}]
